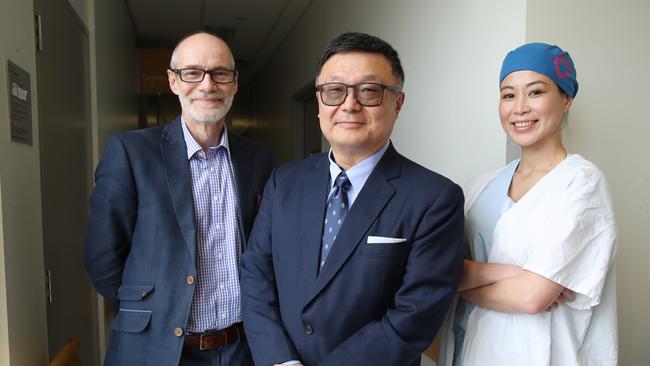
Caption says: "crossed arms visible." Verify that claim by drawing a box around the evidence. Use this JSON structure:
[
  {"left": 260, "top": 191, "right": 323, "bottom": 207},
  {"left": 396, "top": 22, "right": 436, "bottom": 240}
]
[{"left": 459, "top": 260, "right": 574, "bottom": 314}]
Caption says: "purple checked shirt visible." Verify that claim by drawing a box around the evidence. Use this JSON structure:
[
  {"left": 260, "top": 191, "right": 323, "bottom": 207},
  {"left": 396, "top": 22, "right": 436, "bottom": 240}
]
[{"left": 181, "top": 119, "right": 242, "bottom": 333}]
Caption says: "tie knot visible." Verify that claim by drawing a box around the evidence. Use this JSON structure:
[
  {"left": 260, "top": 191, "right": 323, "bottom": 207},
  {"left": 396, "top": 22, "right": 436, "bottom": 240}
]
[{"left": 333, "top": 172, "right": 350, "bottom": 189}]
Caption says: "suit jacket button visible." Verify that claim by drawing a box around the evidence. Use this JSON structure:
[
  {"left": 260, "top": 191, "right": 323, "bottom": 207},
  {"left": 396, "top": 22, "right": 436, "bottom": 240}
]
[
  {"left": 174, "top": 327, "right": 184, "bottom": 337},
  {"left": 304, "top": 324, "right": 313, "bottom": 335},
  {"left": 186, "top": 275, "right": 195, "bottom": 285}
]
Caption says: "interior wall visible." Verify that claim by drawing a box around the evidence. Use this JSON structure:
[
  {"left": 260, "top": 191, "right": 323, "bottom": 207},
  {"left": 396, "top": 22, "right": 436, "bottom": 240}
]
[
  {"left": 249, "top": 0, "right": 525, "bottom": 188},
  {"left": 67, "top": 0, "right": 91, "bottom": 28},
  {"left": 0, "top": 177, "right": 8, "bottom": 366},
  {"left": 91, "top": 0, "right": 139, "bottom": 161},
  {"left": 0, "top": 0, "right": 49, "bottom": 365},
  {"left": 87, "top": 0, "right": 139, "bottom": 360},
  {"left": 247, "top": 0, "right": 330, "bottom": 164},
  {"left": 525, "top": 0, "right": 650, "bottom": 363}
]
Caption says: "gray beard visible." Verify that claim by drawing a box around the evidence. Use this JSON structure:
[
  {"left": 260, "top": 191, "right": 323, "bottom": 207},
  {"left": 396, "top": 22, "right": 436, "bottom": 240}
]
[{"left": 181, "top": 93, "right": 234, "bottom": 124}]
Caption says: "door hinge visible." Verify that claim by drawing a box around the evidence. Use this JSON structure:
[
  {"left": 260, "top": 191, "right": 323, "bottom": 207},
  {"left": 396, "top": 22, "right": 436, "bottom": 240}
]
[
  {"left": 35, "top": 13, "right": 44, "bottom": 52},
  {"left": 46, "top": 268, "right": 53, "bottom": 303}
]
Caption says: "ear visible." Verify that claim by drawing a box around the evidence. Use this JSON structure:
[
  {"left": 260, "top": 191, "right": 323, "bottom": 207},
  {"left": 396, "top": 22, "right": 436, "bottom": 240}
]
[
  {"left": 394, "top": 91, "right": 405, "bottom": 115},
  {"left": 232, "top": 74, "right": 239, "bottom": 96},
  {"left": 167, "top": 69, "right": 179, "bottom": 95},
  {"left": 563, "top": 95, "right": 573, "bottom": 114}
]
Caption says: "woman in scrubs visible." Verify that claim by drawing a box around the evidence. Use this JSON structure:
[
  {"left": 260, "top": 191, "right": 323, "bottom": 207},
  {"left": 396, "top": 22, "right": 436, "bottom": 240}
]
[{"left": 439, "top": 43, "right": 618, "bottom": 366}]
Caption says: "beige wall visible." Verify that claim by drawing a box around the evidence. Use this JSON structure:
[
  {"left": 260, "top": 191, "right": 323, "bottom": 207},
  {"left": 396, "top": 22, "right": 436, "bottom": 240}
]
[
  {"left": 0, "top": 0, "right": 49, "bottom": 365},
  {"left": 526, "top": 0, "right": 650, "bottom": 363}
]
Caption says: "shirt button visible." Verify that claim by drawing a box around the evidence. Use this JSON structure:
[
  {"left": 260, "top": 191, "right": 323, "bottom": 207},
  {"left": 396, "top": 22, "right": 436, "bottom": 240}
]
[
  {"left": 219, "top": 283, "right": 225, "bottom": 290},
  {"left": 221, "top": 313, "right": 227, "bottom": 319},
  {"left": 304, "top": 324, "right": 313, "bottom": 335},
  {"left": 212, "top": 196, "right": 218, "bottom": 203},
  {"left": 186, "top": 275, "right": 195, "bottom": 285},
  {"left": 174, "top": 327, "right": 184, "bottom": 337}
]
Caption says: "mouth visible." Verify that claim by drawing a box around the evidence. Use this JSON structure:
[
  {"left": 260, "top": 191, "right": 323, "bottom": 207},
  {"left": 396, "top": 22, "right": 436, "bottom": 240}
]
[
  {"left": 511, "top": 120, "right": 537, "bottom": 128},
  {"left": 335, "top": 120, "right": 364, "bottom": 126},
  {"left": 191, "top": 93, "right": 226, "bottom": 105}
]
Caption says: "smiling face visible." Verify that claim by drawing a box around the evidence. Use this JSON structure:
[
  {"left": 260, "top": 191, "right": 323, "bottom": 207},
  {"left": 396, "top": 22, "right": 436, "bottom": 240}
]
[
  {"left": 316, "top": 51, "right": 404, "bottom": 165},
  {"left": 167, "top": 33, "right": 237, "bottom": 126},
  {"left": 499, "top": 70, "right": 572, "bottom": 150}
]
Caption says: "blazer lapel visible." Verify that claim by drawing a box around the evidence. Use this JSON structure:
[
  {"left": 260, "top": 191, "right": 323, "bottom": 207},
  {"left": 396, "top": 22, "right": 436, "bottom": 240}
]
[
  {"left": 228, "top": 133, "right": 253, "bottom": 247},
  {"left": 161, "top": 118, "right": 197, "bottom": 264},
  {"left": 303, "top": 145, "right": 401, "bottom": 307},
  {"left": 299, "top": 155, "right": 330, "bottom": 285}
]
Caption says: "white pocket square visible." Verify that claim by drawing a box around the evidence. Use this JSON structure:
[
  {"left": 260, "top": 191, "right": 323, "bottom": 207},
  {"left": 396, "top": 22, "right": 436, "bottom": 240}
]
[{"left": 367, "top": 236, "right": 407, "bottom": 244}]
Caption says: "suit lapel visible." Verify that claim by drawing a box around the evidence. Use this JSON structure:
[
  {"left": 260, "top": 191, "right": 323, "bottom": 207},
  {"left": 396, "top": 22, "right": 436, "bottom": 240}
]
[
  {"left": 299, "top": 155, "right": 330, "bottom": 285},
  {"left": 228, "top": 133, "right": 253, "bottom": 247},
  {"left": 161, "top": 118, "right": 197, "bottom": 264},
  {"left": 303, "top": 145, "right": 402, "bottom": 307}
]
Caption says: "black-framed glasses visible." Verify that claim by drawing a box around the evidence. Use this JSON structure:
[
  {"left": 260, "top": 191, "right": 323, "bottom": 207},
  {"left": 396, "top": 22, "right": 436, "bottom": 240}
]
[
  {"left": 170, "top": 68, "right": 237, "bottom": 84},
  {"left": 316, "top": 82, "right": 401, "bottom": 107}
]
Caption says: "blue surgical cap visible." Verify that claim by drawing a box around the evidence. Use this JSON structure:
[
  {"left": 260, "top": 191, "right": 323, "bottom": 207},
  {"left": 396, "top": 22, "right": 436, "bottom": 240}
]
[{"left": 500, "top": 43, "right": 578, "bottom": 99}]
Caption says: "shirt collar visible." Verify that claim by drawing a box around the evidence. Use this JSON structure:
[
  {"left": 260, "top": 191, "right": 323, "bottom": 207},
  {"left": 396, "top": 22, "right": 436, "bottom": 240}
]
[
  {"left": 328, "top": 141, "right": 390, "bottom": 191},
  {"left": 180, "top": 117, "right": 230, "bottom": 160}
]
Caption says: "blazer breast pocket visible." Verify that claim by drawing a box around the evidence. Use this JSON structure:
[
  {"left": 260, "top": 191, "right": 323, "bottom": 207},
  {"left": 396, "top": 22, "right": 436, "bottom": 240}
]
[{"left": 361, "top": 236, "right": 410, "bottom": 256}]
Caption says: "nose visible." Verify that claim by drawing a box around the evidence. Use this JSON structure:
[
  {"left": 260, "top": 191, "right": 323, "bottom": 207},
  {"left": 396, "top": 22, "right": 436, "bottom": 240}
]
[
  {"left": 340, "top": 86, "right": 362, "bottom": 112},
  {"left": 198, "top": 74, "right": 218, "bottom": 91},
  {"left": 513, "top": 95, "right": 530, "bottom": 115}
]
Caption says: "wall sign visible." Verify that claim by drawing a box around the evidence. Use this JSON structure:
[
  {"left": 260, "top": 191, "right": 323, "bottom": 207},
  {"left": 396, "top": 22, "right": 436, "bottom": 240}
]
[{"left": 7, "top": 60, "right": 32, "bottom": 145}]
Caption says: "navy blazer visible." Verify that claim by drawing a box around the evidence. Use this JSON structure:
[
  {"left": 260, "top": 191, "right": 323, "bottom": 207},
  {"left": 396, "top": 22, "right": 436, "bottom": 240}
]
[
  {"left": 241, "top": 144, "right": 464, "bottom": 366},
  {"left": 84, "top": 117, "right": 273, "bottom": 366}
]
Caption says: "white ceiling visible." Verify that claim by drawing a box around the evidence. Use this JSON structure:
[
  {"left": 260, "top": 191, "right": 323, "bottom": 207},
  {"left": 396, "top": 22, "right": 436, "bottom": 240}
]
[{"left": 126, "top": 0, "right": 313, "bottom": 82}]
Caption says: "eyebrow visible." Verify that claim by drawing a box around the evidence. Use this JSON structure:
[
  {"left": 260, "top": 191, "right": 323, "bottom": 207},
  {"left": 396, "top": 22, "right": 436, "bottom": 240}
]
[
  {"left": 500, "top": 79, "right": 549, "bottom": 91},
  {"left": 326, "top": 75, "right": 382, "bottom": 82},
  {"left": 176, "top": 64, "right": 234, "bottom": 70}
]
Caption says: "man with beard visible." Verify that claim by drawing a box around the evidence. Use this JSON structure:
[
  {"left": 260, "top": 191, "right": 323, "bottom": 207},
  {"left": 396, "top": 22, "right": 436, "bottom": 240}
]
[{"left": 84, "top": 31, "right": 273, "bottom": 366}]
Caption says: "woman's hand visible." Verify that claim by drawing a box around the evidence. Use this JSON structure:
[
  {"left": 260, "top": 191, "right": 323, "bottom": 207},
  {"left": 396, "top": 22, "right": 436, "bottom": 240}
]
[{"left": 545, "top": 288, "right": 576, "bottom": 311}]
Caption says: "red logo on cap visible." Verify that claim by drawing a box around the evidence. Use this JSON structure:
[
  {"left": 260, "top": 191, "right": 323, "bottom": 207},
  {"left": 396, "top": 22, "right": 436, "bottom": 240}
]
[{"left": 554, "top": 55, "right": 572, "bottom": 79}]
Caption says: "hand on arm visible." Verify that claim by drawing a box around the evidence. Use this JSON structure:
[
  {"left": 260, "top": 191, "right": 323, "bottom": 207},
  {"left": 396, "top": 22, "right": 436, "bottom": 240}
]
[
  {"left": 458, "top": 260, "right": 525, "bottom": 291},
  {"left": 459, "top": 270, "right": 566, "bottom": 314},
  {"left": 544, "top": 288, "right": 576, "bottom": 312}
]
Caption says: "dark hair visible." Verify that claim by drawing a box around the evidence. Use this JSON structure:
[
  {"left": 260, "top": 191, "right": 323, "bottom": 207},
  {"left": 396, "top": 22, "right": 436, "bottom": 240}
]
[{"left": 316, "top": 32, "right": 405, "bottom": 87}]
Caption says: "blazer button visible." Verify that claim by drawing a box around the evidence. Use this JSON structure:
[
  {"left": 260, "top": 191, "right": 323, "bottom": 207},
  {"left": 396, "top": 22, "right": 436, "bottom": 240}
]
[
  {"left": 186, "top": 275, "right": 195, "bottom": 285},
  {"left": 174, "top": 327, "right": 184, "bottom": 337},
  {"left": 304, "top": 324, "right": 313, "bottom": 335}
]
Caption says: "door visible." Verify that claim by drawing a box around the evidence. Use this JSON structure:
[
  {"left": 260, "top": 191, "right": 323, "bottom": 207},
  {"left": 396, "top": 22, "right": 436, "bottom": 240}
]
[
  {"left": 33, "top": 0, "right": 98, "bottom": 364},
  {"left": 292, "top": 82, "right": 327, "bottom": 160}
]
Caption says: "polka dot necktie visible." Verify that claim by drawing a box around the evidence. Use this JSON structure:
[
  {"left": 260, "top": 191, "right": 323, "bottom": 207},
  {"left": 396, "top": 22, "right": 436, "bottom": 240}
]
[{"left": 320, "top": 172, "right": 351, "bottom": 269}]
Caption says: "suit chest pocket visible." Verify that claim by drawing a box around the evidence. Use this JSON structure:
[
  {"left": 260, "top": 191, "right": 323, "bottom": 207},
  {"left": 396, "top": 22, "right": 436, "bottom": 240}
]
[{"left": 360, "top": 241, "right": 410, "bottom": 256}]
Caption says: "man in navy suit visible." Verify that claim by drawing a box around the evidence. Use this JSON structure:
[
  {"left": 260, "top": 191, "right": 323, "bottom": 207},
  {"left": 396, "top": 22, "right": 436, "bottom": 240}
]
[
  {"left": 241, "top": 32, "right": 464, "bottom": 366},
  {"left": 85, "top": 31, "right": 273, "bottom": 366}
]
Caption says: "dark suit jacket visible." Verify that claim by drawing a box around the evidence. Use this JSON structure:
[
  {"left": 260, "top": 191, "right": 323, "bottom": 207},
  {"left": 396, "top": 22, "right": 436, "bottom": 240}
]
[
  {"left": 241, "top": 144, "right": 464, "bottom": 366},
  {"left": 84, "top": 117, "right": 273, "bottom": 366}
]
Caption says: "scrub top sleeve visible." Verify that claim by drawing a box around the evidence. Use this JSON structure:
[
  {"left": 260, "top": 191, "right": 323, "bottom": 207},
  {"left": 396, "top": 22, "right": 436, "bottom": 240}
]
[{"left": 522, "top": 167, "right": 617, "bottom": 310}]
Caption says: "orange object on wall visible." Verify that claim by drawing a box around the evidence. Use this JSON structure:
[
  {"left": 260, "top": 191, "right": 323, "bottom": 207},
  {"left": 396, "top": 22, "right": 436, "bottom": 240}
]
[{"left": 139, "top": 48, "right": 173, "bottom": 94}]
